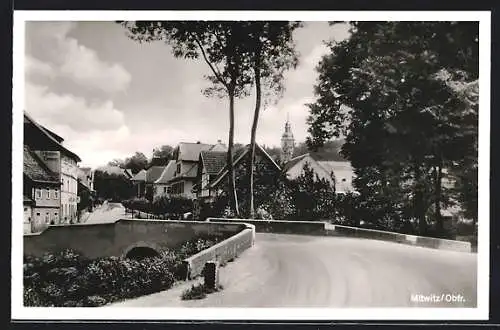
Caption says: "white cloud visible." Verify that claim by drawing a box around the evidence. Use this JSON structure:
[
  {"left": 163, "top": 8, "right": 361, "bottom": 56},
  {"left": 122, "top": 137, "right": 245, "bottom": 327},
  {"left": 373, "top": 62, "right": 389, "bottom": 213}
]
[
  {"left": 25, "top": 82, "right": 127, "bottom": 133},
  {"left": 25, "top": 55, "right": 56, "bottom": 78},
  {"left": 58, "top": 38, "right": 131, "bottom": 93},
  {"left": 26, "top": 22, "right": 131, "bottom": 93}
]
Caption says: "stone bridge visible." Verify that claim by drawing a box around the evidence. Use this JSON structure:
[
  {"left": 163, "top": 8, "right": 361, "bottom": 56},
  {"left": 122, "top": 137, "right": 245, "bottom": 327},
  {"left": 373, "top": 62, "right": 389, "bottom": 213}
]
[{"left": 24, "top": 219, "right": 249, "bottom": 259}]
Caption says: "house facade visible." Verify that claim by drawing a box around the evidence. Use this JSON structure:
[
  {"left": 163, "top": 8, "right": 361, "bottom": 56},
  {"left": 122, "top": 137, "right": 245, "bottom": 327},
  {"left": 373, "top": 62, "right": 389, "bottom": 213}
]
[
  {"left": 153, "top": 160, "right": 176, "bottom": 199},
  {"left": 200, "top": 144, "right": 282, "bottom": 200},
  {"left": 24, "top": 112, "right": 81, "bottom": 224},
  {"left": 283, "top": 153, "right": 356, "bottom": 194},
  {"left": 23, "top": 145, "right": 61, "bottom": 233},
  {"left": 144, "top": 166, "right": 166, "bottom": 200},
  {"left": 131, "top": 169, "right": 147, "bottom": 197},
  {"left": 167, "top": 141, "right": 227, "bottom": 199}
]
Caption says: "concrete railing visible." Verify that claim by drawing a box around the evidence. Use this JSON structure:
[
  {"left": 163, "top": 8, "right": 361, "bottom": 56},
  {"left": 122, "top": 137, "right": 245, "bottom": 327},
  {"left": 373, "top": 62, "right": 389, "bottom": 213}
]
[
  {"left": 206, "top": 218, "right": 472, "bottom": 253},
  {"left": 182, "top": 224, "right": 255, "bottom": 279},
  {"left": 328, "top": 224, "right": 472, "bottom": 253},
  {"left": 206, "top": 218, "right": 326, "bottom": 236}
]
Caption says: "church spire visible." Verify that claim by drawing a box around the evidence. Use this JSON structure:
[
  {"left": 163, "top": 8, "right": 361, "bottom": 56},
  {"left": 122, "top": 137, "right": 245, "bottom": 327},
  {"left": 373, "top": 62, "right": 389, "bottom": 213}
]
[{"left": 280, "top": 114, "right": 295, "bottom": 164}]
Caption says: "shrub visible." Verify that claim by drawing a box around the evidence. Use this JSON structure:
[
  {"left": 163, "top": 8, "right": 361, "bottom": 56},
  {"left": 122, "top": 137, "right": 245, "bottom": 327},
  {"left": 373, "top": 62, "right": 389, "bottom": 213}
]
[
  {"left": 181, "top": 283, "right": 223, "bottom": 300},
  {"left": 23, "top": 235, "right": 226, "bottom": 307}
]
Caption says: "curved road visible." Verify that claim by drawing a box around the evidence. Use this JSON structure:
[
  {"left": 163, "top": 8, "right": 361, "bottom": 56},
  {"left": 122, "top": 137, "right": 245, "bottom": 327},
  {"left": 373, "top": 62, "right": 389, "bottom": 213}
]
[{"left": 110, "top": 233, "right": 477, "bottom": 308}]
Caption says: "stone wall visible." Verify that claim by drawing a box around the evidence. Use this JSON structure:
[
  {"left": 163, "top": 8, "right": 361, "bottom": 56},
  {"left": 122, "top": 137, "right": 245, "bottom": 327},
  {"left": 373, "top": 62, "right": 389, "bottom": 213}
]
[
  {"left": 182, "top": 224, "right": 255, "bottom": 279},
  {"left": 206, "top": 218, "right": 326, "bottom": 235},
  {"left": 23, "top": 219, "right": 247, "bottom": 259},
  {"left": 206, "top": 218, "right": 472, "bottom": 253}
]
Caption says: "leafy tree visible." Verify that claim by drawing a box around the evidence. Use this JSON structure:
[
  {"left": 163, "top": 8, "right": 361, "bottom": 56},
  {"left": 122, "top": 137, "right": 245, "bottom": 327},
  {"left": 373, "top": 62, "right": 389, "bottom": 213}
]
[
  {"left": 124, "top": 152, "right": 148, "bottom": 174},
  {"left": 244, "top": 21, "right": 301, "bottom": 219},
  {"left": 93, "top": 170, "right": 134, "bottom": 201},
  {"left": 121, "top": 21, "right": 256, "bottom": 217},
  {"left": 149, "top": 145, "right": 174, "bottom": 167},
  {"left": 307, "top": 22, "right": 478, "bottom": 237}
]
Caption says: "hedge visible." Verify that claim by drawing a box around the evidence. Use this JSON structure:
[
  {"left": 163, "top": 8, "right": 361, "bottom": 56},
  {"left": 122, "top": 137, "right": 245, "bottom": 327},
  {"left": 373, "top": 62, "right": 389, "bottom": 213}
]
[{"left": 24, "top": 235, "right": 226, "bottom": 307}]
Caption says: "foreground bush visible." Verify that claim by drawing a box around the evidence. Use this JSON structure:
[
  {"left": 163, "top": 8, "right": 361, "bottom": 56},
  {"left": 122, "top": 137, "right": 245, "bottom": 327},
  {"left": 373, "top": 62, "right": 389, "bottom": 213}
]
[{"left": 24, "top": 235, "right": 227, "bottom": 307}]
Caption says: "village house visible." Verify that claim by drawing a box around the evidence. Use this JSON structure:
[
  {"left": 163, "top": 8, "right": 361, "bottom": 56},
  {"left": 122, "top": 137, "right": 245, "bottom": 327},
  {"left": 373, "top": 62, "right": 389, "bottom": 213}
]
[
  {"left": 195, "top": 143, "right": 282, "bottom": 202},
  {"left": 24, "top": 112, "right": 81, "bottom": 224},
  {"left": 167, "top": 141, "right": 227, "bottom": 199},
  {"left": 153, "top": 160, "right": 176, "bottom": 199},
  {"left": 144, "top": 166, "right": 166, "bottom": 200},
  {"left": 283, "top": 153, "right": 356, "bottom": 194},
  {"left": 23, "top": 145, "right": 61, "bottom": 233},
  {"left": 279, "top": 116, "right": 356, "bottom": 194},
  {"left": 131, "top": 169, "right": 147, "bottom": 197}
]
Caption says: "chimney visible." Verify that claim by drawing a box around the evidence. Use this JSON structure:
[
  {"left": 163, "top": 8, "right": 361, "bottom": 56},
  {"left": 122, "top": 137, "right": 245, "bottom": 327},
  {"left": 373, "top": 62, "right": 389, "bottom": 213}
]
[{"left": 217, "top": 139, "right": 222, "bottom": 144}]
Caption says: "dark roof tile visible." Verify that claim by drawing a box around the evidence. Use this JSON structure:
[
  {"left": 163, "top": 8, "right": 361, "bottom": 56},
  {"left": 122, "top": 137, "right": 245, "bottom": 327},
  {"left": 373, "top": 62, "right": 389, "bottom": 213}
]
[{"left": 23, "top": 145, "right": 59, "bottom": 183}]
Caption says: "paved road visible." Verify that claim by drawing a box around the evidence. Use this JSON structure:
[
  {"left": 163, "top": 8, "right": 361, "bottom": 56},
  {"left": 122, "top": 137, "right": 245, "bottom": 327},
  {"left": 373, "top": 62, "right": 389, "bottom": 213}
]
[
  {"left": 110, "top": 233, "right": 477, "bottom": 308},
  {"left": 85, "top": 202, "right": 127, "bottom": 224}
]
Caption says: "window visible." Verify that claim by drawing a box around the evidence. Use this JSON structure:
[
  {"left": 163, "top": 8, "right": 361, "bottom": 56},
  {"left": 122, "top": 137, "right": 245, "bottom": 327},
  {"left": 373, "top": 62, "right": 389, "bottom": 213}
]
[
  {"left": 67, "top": 180, "right": 70, "bottom": 192},
  {"left": 35, "top": 189, "right": 41, "bottom": 199},
  {"left": 167, "top": 186, "right": 172, "bottom": 194},
  {"left": 54, "top": 189, "right": 59, "bottom": 199},
  {"left": 45, "top": 212, "right": 50, "bottom": 224},
  {"left": 46, "top": 189, "right": 50, "bottom": 199},
  {"left": 177, "top": 164, "right": 181, "bottom": 173},
  {"left": 164, "top": 187, "right": 167, "bottom": 193},
  {"left": 36, "top": 212, "right": 40, "bottom": 216}
]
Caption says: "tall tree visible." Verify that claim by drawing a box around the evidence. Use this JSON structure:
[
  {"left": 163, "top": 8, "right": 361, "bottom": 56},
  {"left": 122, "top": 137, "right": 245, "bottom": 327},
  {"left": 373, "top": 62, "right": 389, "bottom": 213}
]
[
  {"left": 120, "top": 21, "right": 254, "bottom": 217},
  {"left": 307, "top": 22, "right": 478, "bottom": 237},
  {"left": 244, "top": 21, "right": 301, "bottom": 218},
  {"left": 124, "top": 152, "right": 148, "bottom": 174}
]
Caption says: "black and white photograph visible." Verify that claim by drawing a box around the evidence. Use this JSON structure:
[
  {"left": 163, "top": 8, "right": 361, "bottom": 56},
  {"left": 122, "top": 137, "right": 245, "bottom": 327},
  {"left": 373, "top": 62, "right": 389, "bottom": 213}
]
[{"left": 12, "top": 10, "right": 490, "bottom": 321}]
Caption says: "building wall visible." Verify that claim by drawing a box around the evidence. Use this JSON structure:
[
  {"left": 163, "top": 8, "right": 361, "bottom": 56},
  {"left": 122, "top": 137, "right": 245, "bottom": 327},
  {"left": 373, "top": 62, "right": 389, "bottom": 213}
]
[
  {"left": 24, "top": 204, "right": 32, "bottom": 234},
  {"left": 286, "top": 156, "right": 333, "bottom": 184},
  {"left": 60, "top": 155, "right": 79, "bottom": 223},
  {"left": 31, "top": 206, "right": 56, "bottom": 232},
  {"left": 170, "top": 180, "right": 195, "bottom": 199},
  {"left": 153, "top": 183, "right": 170, "bottom": 198}
]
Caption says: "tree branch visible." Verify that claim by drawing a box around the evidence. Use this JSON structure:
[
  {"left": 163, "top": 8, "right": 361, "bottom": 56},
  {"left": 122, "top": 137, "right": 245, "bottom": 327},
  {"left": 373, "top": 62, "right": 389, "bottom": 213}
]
[{"left": 192, "top": 34, "right": 229, "bottom": 91}]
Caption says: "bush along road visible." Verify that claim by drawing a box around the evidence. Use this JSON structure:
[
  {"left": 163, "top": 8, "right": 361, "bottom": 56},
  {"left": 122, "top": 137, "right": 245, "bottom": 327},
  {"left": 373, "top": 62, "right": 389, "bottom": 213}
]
[{"left": 23, "top": 235, "right": 225, "bottom": 307}]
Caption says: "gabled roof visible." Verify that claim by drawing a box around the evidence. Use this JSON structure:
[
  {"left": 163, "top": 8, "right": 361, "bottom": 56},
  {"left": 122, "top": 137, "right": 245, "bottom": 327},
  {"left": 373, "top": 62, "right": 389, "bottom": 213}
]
[
  {"left": 155, "top": 160, "right": 176, "bottom": 184},
  {"left": 123, "top": 169, "right": 134, "bottom": 179},
  {"left": 200, "top": 151, "right": 227, "bottom": 175},
  {"left": 208, "top": 144, "right": 281, "bottom": 189},
  {"left": 23, "top": 145, "right": 59, "bottom": 183},
  {"left": 282, "top": 153, "right": 309, "bottom": 172},
  {"left": 24, "top": 112, "right": 81, "bottom": 162},
  {"left": 175, "top": 142, "right": 214, "bottom": 162},
  {"left": 145, "top": 166, "right": 166, "bottom": 183},
  {"left": 131, "top": 169, "right": 147, "bottom": 181}
]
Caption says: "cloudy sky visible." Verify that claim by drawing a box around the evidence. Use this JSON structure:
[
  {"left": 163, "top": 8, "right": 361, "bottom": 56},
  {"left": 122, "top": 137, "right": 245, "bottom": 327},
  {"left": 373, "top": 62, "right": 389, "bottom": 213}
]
[{"left": 24, "top": 21, "right": 350, "bottom": 168}]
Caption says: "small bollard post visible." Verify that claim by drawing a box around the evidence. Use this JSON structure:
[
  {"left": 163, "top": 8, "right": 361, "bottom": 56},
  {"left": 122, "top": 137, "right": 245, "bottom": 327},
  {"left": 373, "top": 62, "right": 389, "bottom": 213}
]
[{"left": 203, "top": 261, "right": 219, "bottom": 290}]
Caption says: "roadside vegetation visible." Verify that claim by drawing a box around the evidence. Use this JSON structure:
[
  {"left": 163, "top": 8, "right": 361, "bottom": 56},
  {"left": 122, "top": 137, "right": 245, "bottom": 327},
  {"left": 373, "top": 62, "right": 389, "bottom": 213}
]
[{"left": 24, "top": 236, "right": 225, "bottom": 307}]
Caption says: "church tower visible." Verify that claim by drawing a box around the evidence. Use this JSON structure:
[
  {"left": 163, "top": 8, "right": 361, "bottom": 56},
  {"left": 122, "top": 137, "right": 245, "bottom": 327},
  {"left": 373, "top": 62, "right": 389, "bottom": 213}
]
[{"left": 280, "top": 113, "right": 295, "bottom": 164}]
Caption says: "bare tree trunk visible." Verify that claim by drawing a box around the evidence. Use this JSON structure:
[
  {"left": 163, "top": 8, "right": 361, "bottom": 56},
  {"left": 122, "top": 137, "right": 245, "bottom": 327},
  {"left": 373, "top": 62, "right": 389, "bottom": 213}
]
[
  {"left": 414, "top": 164, "right": 427, "bottom": 236},
  {"left": 434, "top": 163, "right": 444, "bottom": 237},
  {"left": 227, "top": 89, "right": 240, "bottom": 217},
  {"left": 249, "top": 58, "right": 262, "bottom": 219}
]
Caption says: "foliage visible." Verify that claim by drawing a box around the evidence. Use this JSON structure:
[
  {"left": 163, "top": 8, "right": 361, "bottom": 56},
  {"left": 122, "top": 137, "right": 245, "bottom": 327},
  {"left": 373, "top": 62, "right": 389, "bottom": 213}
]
[
  {"left": 93, "top": 170, "right": 134, "bottom": 202},
  {"left": 24, "top": 235, "right": 226, "bottom": 307},
  {"left": 306, "top": 22, "right": 478, "bottom": 237},
  {"left": 121, "top": 21, "right": 264, "bottom": 217},
  {"left": 181, "top": 283, "right": 223, "bottom": 300},
  {"left": 244, "top": 21, "right": 302, "bottom": 218},
  {"left": 122, "top": 197, "right": 151, "bottom": 214}
]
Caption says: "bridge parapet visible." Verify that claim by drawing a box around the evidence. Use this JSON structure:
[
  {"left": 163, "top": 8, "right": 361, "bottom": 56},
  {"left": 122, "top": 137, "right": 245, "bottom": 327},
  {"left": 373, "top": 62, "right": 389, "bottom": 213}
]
[
  {"left": 23, "top": 219, "right": 249, "bottom": 258},
  {"left": 206, "top": 218, "right": 472, "bottom": 253}
]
